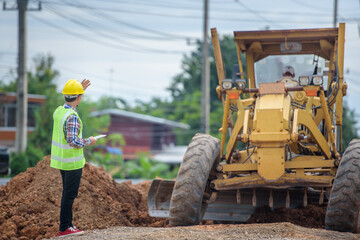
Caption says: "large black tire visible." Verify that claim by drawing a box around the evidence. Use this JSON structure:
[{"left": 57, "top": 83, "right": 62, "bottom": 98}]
[
  {"left": 325, "top": 139, "right": 360, "bottom": 232},
  {"left": 169, "top": 133, "right": 220, "bottom": 226}
]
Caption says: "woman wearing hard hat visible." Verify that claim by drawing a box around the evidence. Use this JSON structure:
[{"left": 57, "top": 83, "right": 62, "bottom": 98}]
[{"left": 50, "top": 79, "right": 97, "bottom": 237}]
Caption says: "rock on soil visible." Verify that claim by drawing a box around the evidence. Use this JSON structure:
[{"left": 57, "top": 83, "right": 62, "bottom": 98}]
[{"left": 0, "top": 156, "right": 167, "bottom": 240}]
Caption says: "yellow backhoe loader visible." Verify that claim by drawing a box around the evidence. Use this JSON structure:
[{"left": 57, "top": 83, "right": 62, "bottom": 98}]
[{"left": 148, "top": 23, "right": 360, "bottom": 232}]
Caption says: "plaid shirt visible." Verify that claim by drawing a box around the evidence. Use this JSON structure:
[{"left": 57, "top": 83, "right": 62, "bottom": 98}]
[{"left": 63, "top": 104, "right": 91, "bottom": 148}]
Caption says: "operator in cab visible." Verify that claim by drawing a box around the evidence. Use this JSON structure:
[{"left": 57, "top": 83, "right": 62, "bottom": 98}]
[
  {"left": 277, "top": 65, "right": 298, "bottom": 98},
  {"left": 277, "top": 66, "right": 298, "bottom": 87}
]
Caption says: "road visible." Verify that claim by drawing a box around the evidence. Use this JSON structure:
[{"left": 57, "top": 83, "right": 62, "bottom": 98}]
[{"left": 45, "top": 222, "right": 360, "bottom": 240}]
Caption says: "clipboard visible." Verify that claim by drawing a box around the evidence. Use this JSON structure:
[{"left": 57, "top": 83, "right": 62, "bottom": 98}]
[{"left": 94, "top": 134, "right": 107, "bottom": 140}]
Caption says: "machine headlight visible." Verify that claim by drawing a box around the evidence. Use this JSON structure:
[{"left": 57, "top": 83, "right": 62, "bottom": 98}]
[
  {"left": 299, "top": 76, "right": 310, "bottom": 86},
  {"left": 312, "top": 75, "right": 323, "bottom": 85},
  {"left": 235, "top": 79, "right": 246, "bottom": 89},
  {"left": 222, "top": 79, "right": 233, "bottom": 90}
]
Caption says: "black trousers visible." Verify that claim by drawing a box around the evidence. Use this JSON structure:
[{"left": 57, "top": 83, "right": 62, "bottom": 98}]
[{"left": 59, "top": 168, "right": 82, "bottom": 232}]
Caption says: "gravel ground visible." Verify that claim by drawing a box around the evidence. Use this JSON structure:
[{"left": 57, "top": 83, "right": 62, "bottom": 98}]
[{"left": 46, "top": 222, "right": 359, "bottom": 240}]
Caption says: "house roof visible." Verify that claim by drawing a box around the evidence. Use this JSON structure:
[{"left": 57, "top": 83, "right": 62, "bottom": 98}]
[
  {"left": 0, "top": 92, "right": 46, "bottom": 103},
  {"left": 91, "top": 109, "right": 190, "bottom": 130}
]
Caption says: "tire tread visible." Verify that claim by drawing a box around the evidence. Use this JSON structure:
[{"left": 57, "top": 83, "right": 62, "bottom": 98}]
[
  {"left": 325, "top": 139, "right": 360, "bottom": 232},
  {"left": 169, "top": 134, "right": 220, "bottom": 226}
]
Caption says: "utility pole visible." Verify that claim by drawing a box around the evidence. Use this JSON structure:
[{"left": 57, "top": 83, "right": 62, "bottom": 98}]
[
  {"left": 201, "top": 0, "right": 210, "bottom": 134},
  {"left": 333, "top": 0, "right": 338, "bottom": 27},
  {"left": 3, "top": 0, "right": 41, "bottom": 153}
]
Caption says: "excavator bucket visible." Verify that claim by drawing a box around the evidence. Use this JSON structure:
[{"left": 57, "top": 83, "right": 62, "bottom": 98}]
[{"left": 148, "top": 179, "right": 324, "bottom": 222}]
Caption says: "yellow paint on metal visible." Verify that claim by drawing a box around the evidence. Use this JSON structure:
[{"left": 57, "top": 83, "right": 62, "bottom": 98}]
[
  {"left": 335, "top": 23, "right": 345, "bottom": 126},
  {"left": 285, "top": 158, "right": 334, "bottom": 168},
  {"left": 305, "top": 97, "right": 313, "bottom": 115},
  {"left": 246, "top": 52, "right": 255, "bottom": 97},
  {"left": 291, "top": 109, "right": 331, "bottom": 159},
  {"left": 248, "top": 41, "right": 262, "bottom": 53},
  {"left": 210, "top": 25, "right": 346, "bottom": 193},
  {"left": 235, "top": 41, "right": 245, "bottom": 79},
  {"left": 250, "top": 132, "right": 290, "bottom": 143},
  {"left": 225, "top": 100, "right": 245, "bottom": 161},
  {"left": 222, "top": 162, "right": 257, "bottom": 172},
  {"left": 212, "top": 173, "right": 333, "bottom": 190},
  {"left": 210, "top": 28, "right": 226, "bottom": 88},
  {"left": 327, "top": 50, "right": 335, "bottom": 90},
  {"left": 222, "top": 156, "right": 335, "bottom": 173},
  {"left": 220, "top": 94, "right": 230, "bottom": 156},
  {"left": 294, "top": 91, "right": 306, "bottom": 103},
  {"left": 319, "top": 89, "right": 339, "bottom": 157},
  {"left": 253, "top": 94, "right": 290, "bottom": 132},
  {"left": 257, "top": 148, "right": 285, "bottom": 181},
  {"left": 314, "top": 108, "right": 324, "bottom": 126}
]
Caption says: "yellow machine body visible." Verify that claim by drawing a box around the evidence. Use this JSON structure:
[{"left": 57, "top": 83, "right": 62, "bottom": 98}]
[
  {"left": 148, "top": 24, "right": 346, "bottom": 223},
  {"left": 210, "top": 24, "right": 345, "bottom": 192}
]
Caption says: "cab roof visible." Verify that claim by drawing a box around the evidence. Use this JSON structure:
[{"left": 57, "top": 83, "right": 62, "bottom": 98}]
[{"left": 234, "top": 27, "right": 339, "bottom": 61}]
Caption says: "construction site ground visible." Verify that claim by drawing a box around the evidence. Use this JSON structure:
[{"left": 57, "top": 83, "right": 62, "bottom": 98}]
[{"left": 0, "top": 156, "right": 359, "bottom": 240}]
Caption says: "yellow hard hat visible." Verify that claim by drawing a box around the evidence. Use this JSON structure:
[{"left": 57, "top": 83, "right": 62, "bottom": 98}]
[{"left": 62, "top": 79, "right": 85, "bottom": 95}]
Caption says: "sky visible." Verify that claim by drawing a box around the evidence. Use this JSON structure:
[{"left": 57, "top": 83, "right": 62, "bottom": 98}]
[{"left": 1, "top": 0, "right": 360, "bottom": 115}]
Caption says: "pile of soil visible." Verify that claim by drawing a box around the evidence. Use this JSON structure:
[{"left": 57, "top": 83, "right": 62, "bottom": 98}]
[
  {"left": 0, "top": 156, "right": 167, "bottom": 240},
  {"left": 247, "top": 204, "right": 327, "bottom": 228},
  {"left": 0, "top": 155, "right": 329, "bottom": 240}
]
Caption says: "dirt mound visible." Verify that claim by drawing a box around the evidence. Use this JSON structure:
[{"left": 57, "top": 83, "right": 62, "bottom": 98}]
[
  {"left": 247, "top": 204, "right": 327, "bottom": 228},
  {"left": 0, "top": 155, "right": 330, "bottom": 239},
  {"left": 0, "top": 156, "right": 167, "bottom": 240}
]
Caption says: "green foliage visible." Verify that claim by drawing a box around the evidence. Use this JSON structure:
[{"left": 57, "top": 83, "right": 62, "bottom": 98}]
[
  {"left": 6, "top": 54, "right": 62, "bottom": 174},
  {"left": 26, "top": 144, "right": 44, "bottom": 167},
  {"left": 9, "top": 152, "right": 28, "bottom": 175},
  {"left": 77, "top": 100, "right": 110, "bottom": 160},
  {"left": 167, "top": 36, "right": 241, "bottom": 103},
  {"left": 342, "top": 101, "right": 359, "bottom": 150},
  {"left": 95, "top": 96, "right": 130, "bottom": 111},
  {"left": 9, "top": 145, "right": 43, "bottom": 175},
  {"left": 131, "top": 35, "right": 240, "bottom": 144},
  {"left": 125, "top": 153, "right": 179, "bottom": 179},
  {"left": 86, "top": 133, "right": 179, "bottom": 179},
  {"left": 87, "top": 133, "right": 126, "bottom": 178}
]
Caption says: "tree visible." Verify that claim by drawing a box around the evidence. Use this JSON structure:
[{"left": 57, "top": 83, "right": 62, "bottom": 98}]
[
  {"left": 95, "top": 96, "right": 130, "bottom": 111},
  {"left": 342, "top": 101, "right": 359, "bottom": 150},
  {"left": 26, "top": 54, "right": 61, "bottom": 155},
  {"left": 89, "top": 133, "right": 126, "bottom": 178},
  {"left": 132, "top": 35, "right": 242, "bottom": 144}
]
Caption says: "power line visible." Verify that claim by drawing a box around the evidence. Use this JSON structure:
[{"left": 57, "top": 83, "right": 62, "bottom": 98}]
[
  {"left": 290, "top": 0, "right": 339, "bottom": 13},
  {"left": 45, "top": 5, "right": 187, "bottom": 54},
  {"left": 28, "top": 13, "right": 140, "bottom": 52},
  {"left": 41, "top": 1, "right": 198, "bottom": 40},
  {"left": 49, "top": 0, "right": 349, "bottom": 20},
  {"left": 233, "top": 0, "right": 281, "bottom": 28},
  {"left": 44, "top": 0, "right": 334, "bottom": 25},
  {"left": 61, "top": 0, "right": 195, "bottom": 41},
  {"left": 28, "top": 12, "right": 187, "bottom": 55}
]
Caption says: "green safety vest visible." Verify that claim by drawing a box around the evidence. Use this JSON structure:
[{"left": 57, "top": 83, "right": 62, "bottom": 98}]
[{"left": 50, "top": 106, "right": 85, "bottom": 170}]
